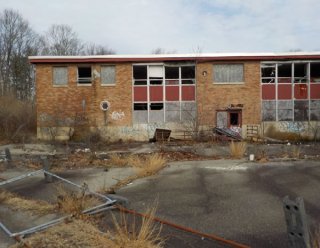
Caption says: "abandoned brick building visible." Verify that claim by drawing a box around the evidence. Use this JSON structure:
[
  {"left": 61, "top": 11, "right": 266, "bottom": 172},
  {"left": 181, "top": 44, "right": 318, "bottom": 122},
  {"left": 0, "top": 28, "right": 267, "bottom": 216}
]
[{"left": 29, "top": 53, "right": 320, "bottom": 141}]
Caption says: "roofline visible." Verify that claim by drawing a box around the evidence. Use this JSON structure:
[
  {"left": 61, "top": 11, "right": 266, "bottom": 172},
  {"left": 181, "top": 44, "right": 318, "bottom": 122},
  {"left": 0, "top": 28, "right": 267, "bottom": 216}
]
[{"left": 28, "top": 52, "right": 320, "bottom": 64}]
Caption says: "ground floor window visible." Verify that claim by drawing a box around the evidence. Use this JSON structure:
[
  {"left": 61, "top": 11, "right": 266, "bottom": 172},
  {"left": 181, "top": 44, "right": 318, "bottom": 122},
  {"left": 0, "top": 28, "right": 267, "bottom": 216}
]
[{"left": 261, "top": 61, "right": 320, "bottom": 121}]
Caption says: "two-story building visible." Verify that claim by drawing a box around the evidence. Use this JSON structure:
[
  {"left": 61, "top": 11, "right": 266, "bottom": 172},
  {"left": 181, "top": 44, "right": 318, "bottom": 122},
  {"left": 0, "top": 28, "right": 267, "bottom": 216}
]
[{"left": 29, "top": 53, "right": 320, "bottom": 141}]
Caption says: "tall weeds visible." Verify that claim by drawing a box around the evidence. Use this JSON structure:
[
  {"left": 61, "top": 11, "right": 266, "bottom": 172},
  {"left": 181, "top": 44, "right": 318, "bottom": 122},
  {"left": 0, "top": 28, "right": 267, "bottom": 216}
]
[{"left": 0, "top": 95, "right": 36, "bottom": 141}]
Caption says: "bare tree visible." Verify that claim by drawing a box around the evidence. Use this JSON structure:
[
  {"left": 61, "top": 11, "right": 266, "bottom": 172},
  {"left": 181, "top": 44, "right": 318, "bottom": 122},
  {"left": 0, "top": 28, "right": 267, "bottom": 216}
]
[
  {"left": 0, "top": 9, "right": 38, "bottom": 99},
  {"left": 40, "top": 24, "right": 84, "bottom": 56},
  {"left": 83, "top": 43, "right": 115, "bottom": 55},
  {"left": 151, "top": 47, "right": 177, "bottom": 54}
]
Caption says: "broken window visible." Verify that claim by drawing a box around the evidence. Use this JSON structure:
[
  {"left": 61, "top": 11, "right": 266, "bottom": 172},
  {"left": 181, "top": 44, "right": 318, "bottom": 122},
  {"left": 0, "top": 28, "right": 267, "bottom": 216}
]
[
  {"left": 133, "top": 65, "right": 147, "bottom": 85},
  {"left": 277, "top": 63, "right": 292, "bottom": 83},
  {"left": 53, "top": 67, "right": 68, "bottom": 85},
  {"left": 134, "top": 103, "right": 148, "bottom": 110},
  {"left": 213, "top": 64, "right": 244, "bottom": 83},
  {"left": 310, "top": 63, "right": 320, "bottom": 83},
  {"left": 133, "top": 103, "right": 148, "bottom": 123},
  {"left": 262, "top": 101, "right": 276, "bottom": 121},
  {"left": 261, "top": 64, "right": 276, "bottom": 84},
  {"left": 294, "top": 63, "right": 308, "bottom": 83},
  {"left": 294, "top": 100, "right": 309, "bottom": 121},
  {"left": 149, "top": 103, "right": 164, "bottom": 123},
  {"left": 181, "top": 66, "right": 195, "bottom": 84},
  {"left": 78, "top": 66, "right": 92, "bottom": 84},
  {"left": 149, "top": 65, "right": 163, "bottom": 85},
  {"left": 165, "top": 66, "right": 179, "bottom": 85},
  {"left": 101, "top": 65, "right": 115, "bottom": 85},
  {"left": 229, "top": 112, "right": 240, "bottom": 126}
]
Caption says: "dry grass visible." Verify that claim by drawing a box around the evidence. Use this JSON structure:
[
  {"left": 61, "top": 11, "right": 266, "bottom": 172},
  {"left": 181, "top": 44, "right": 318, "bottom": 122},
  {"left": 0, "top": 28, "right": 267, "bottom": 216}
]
[
  {"left": 55, "top": 184, "right": 102, "bottom": 216},
  {"left": 229, "top": 141, "right": 247, "bottom": 159},
  {"left": 130, "top": 154, "right": 167, "bottom": 177},
  {"left": 10, "top": 207, "right": 164, "bottom": 248},
  {"left": 0, "top": 189, "right": 54, "bottom": 215},
  {"left": 265, "top": 125, "right": 302, "bottom": 141},
  {"left": 107, "top": 153, "right": 167, "bottom": 177},
  {"left": 0, "top": 95, "right": 36, "bottom": 141},
  {"left": 291, "top": 145, "right": 301, "bottom": 159},
  {"left": 10, "top": 219, "right": 115, "bottom": 248},
  {"left": 112, "top": 206, "right": 164, "bottom": 248},
  {"left": 311, "top": 227, "right": 320, "bottom": 248},
  {"left": 108, "top": 153, "right": 130, "bottom": 167}
]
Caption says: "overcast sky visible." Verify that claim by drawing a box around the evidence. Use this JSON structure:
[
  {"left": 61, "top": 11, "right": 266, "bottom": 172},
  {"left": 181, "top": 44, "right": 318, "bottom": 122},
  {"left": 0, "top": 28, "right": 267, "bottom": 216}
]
[{"left": 1, "top": 0, "right": 320, "bottom": 54}]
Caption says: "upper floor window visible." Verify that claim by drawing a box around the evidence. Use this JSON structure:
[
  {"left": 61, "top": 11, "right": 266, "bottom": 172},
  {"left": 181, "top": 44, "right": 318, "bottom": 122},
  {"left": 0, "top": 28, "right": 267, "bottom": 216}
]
[
  {"left": 213, "top": 64, "right": 244, "bottom": 83},
  {"left": 78, "top": 66, "right": 92, "bottom": 84},
  {"left": 101, "top": 65, "right": 116, "bottom": 85},
  {"left": 53, "top": 67, "right": 68, "bottom": 86}
]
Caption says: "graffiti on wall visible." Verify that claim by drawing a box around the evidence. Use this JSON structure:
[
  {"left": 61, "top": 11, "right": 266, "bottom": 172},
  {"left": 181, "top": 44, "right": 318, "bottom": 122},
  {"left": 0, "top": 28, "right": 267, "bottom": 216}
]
[
  {"left": 278, "top": 122, "right": 307, "bottom": 133},
  {"left": 111, "top": 110, "right": 125, "bottom": 121}
]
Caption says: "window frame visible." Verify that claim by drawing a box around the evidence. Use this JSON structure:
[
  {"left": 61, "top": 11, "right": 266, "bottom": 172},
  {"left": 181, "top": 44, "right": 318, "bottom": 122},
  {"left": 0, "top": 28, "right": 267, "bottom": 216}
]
[
  {"left": 213, "top": 63, "right": 244, "bottom": 84},
  {"left": 52, "top": 66, "right": 68, "bottom": 87},
  {"left": 77, "top": 66, "right": 92, "bottom": 85},
  {"left": 101, "top": 65, "right": 116, "bottom": 86}
]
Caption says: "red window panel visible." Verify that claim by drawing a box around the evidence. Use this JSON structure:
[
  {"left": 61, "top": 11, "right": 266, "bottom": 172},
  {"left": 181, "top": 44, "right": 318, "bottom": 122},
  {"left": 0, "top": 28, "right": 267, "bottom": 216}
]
[
  {"left": 310, "top": 84, "right": 320, "bottom": 99},
  {"left": 262, "top": 84, "right": 275, "bottom": 100},
  {"left": 182, "top": 86, "right": 195, "bottom": 101},
  {"left": 149, "top": 86, "right": 163, "bottom": 101},
  {"left": 165, "top": 86, "right": 179, "bottom": 101},
  {"left": 134, "top": 87, "right": 147, "bottom": 101},
  {"left": 278, "top": 84, "right": 292, "bottom": 100},
  {"left": 294, "top": 84, "right": 308, "bottom": 99}
]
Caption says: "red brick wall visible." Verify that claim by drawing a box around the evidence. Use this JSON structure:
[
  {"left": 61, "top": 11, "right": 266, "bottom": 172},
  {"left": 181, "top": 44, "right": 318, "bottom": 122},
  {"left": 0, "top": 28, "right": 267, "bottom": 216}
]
[
  {"left": 196, "top": 61, "right": 261, "bottom": 126},
  {"left": 36, "top": 63, "right": 132, "bottom": 128}
]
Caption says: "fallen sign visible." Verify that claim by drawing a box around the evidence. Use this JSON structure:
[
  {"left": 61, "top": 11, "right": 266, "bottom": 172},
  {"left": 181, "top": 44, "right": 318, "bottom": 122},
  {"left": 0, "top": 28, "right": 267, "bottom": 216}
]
[
  {"left": 213, "top": 127, "right": 242, "bottom": 141},
  {"left": 0, "top": 169, "right": 118, "bottom": 240}
]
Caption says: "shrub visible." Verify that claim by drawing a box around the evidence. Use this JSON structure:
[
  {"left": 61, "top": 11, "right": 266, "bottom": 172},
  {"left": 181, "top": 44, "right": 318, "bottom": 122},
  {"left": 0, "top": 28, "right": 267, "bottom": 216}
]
[
  {"left": 229, "top": 141, "right": 247, "bottom": 159},
  {"left": 0, "top": 95, "right": 36, "bottom": 141}
]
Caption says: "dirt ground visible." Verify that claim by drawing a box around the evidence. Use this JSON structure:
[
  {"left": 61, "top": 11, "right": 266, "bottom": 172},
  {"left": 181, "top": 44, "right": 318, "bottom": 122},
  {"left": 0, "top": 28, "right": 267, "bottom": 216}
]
[{"left": 0, "top": 140, "right": 320, "bottom": 247}]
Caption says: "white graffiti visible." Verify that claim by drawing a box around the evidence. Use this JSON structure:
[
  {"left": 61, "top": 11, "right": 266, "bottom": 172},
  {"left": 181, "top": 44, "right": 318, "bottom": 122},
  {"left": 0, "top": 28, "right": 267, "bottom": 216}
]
[{"left": 111, "top": 111, "right": 125, "bottom": 121}]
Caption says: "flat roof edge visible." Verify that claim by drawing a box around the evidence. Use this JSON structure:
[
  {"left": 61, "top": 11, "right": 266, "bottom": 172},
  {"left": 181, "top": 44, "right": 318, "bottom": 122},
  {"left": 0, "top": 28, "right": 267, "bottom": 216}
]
[{"left": 28, "top": 52, "right": 320, "bottom": 64}]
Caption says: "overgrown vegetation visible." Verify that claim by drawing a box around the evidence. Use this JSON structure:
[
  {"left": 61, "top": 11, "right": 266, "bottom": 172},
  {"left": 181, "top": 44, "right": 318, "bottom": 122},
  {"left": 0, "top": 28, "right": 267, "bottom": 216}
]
[
  {"left": 55, "top": 184, "right": 102, "bottom": 216},
  {"left": 265, "top": 125, "right": 305, "bottom": 141},
  {"left": 10, "top": 207, "right": 164, "bottom": 248},
  {"left": 229, "top": 141, "right": 247, "bottom": 159},
  {"left": 0, "top": 189, "right": 54, "bottom": 215},
  {"left": 0, "top": 96, "right": 36, "bottom": 142},
  {"left": 108, "top": 153, "right": 167, "bottom": 177}
]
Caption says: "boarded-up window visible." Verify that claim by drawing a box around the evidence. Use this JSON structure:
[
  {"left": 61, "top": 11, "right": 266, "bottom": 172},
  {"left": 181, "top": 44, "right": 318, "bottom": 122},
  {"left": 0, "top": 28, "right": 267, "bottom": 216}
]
[
  {"left": 53, "top": 67, "right": 68, "bottom": 85},
  {"left": 278, "top": 100, "right": 293, "bottom": 121},
  {"left": 181, "top": 102, "right": 196, "bottom": 122},
  {"left": 213, "top": 64, "right": 244, "bottom": 83},
  {"left": 101, "top": 65, "right": 115, "bottom": 85},
  {"left": 262, "top": 101, "right": 276, "bottom": 121},
  {"left": 294, "top": 100, "right": 309, "bottom": 121},
  {"left": 310, "top": 100, "right": 320, "bottom": 121},
  {"left": 165, "top": 102, "right": 180, "bottom": 122}
]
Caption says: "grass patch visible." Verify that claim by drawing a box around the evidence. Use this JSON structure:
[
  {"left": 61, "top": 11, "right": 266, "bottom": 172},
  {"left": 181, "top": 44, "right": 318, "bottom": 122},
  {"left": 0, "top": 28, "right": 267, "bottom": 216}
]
[
  {"left": 55, "top": 184, "right": 102, "bottom": 216},
  {"left": 229, "top": 141, "right": 247, "bottom": 159},
  {"left": 265, "top": 125, "right": 303, "bottom": 141},
  {"left": 112, "top": 206, "right": 164, "bottom": 248},
  {"left": 0, "top": 189, "right": 54, "bottom": 215},
  {"left": 10, "top": 207, "right": 164, "bottom": 248},
  {"left": 107, "top": 153, "right": 167, "bottom": 177}
]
